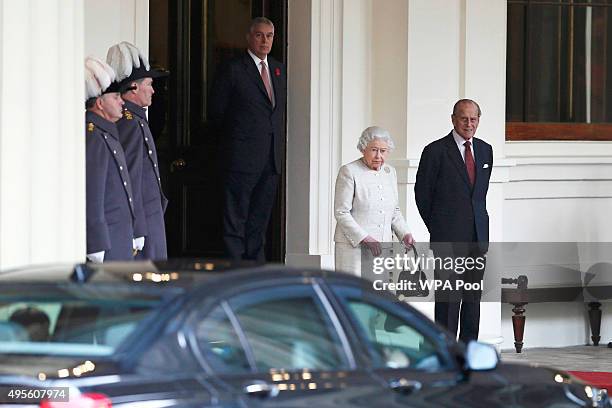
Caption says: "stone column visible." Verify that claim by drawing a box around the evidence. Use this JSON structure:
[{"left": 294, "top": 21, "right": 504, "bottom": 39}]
[{"left": 0, "top": 0, "right": 86, "bottom": 268}]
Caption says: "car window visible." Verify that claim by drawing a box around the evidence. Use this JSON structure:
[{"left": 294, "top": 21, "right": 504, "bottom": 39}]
[
  {"left": 193, "top": 304, "right": 251, "bottom": 374},
  {"left": 0, "top": 285, "right": 167, "bottom": 356},
  {"left": 332, "top": 286, "right": 446, "bottom": 372},
  {"left": 229, "top": 285, "right": 348, "bottom": 372}
]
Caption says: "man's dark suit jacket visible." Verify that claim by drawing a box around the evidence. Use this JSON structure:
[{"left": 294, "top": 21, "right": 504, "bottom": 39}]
[
  {"left": 209, "top": 51, "right": 286, "bottom": 174},
  {"left": 415, "top": 132, "right": 493, "bottom": 252}
]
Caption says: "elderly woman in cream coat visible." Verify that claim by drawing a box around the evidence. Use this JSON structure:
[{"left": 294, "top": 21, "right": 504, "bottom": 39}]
[{"left": 334, "top": 126, "right": 414, "bottom": 276}]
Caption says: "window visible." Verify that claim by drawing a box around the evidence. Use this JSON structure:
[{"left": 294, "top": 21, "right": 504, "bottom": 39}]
[
  {"left": 0, "top": 285, "right": 164, "bottom": 356},
  {"left": 331, "top": 285, "right": 449, "bottom": 372},
  {"left": 193, "top": 304, "right": 251, "bottom": 374},
  {"left": 506, "top": 0, "right": 612, "bottom": 140},
  {"left": 345, "top": 300, "right": 442, "bottom": 371},
  {"left": 229, "top": 285, "right": 348, "bottom": 372}
]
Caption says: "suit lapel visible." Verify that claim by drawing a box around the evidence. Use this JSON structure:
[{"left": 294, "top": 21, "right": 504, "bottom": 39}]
[
  {"left": 443, "top": 133, "right": 471, "bottom": 190},
  {"left": 269, "top": 59, "right": 281, "bottom": 111},
  {"left": 473, "top": 138, "right": 485, "bottom": 189},
  {"left": 242, "top": 52, "right": 273, "bottom": 106}
]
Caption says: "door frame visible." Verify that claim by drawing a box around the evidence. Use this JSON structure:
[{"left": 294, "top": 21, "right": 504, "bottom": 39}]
[{"left": 152, "top": 0, "right": 288, "bottom": 261}]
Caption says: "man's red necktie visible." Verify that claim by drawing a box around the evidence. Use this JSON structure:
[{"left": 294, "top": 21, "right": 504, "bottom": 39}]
[
  {"left": 464, "top": 141, "right": 475, "bottom": 186},
  {"left": 260, "top": 61, "right": 274, "bottom": 105}
]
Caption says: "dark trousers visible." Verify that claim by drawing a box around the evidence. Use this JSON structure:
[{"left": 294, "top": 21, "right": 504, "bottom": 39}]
[
  {"left": 433, "top": 239, "right": 486, "bottom": 343},
  {"left": 223, "top": 159, "right": 278, "bottom": 262}
]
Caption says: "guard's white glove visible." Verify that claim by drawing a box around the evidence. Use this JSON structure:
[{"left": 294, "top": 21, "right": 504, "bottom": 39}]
[
  {"left": 87, "top": 251, "right": 105, "bottom": 263},
  {"left": 133, "top": 237, "right": 145, "bottom": 251}
]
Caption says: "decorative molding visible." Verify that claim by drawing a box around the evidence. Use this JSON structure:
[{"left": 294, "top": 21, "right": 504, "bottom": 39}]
[
  {"left": 390, "top": 158, "right": 516, "bottom": 184},
  {"left": 391, "top": 155, "right": 612, "bottom": 186},
  {"left": 134, "top": 0, "right": 149, "bottom": 56},
  {"left": 390, "top": 158, "right": 516, "bottom": 169},
  {"left": 510, "top": 157, "right": 612, "bottom": 165},
  {"left": 308, "top": 0, "right": 342, "bottom": 255},
  {"left": 0, "top": 0, "right": 85, "bottom": 268},
  {"left": 506, "top": 141, "right": 612, "bottom": 157},
  {"left": 505, "top": 180, "right": 612, "bottom": 200}
]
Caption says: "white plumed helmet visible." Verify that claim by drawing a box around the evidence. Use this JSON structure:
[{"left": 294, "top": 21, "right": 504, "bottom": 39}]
[
  {"left": 84, "top": 56, "right": 119, "bottom": 100},
  {"left": 106, "top": 41, "right": 168, "bottom": 92}
]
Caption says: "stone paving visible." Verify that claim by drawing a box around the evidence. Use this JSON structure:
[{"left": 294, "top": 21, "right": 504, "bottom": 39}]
[{"left": 501, "top": 345, "right": 612, "bottom": 372}]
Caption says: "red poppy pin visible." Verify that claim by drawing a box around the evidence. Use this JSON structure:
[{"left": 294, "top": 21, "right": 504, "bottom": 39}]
[{"left": 274, "top": 67, "right": 281, "bottom": 77}]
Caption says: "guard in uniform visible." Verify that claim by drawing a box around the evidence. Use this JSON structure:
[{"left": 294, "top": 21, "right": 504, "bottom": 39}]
[
  {"left": 107, "top": 42, "right": 169, "bottom": 260},
  {"left": 84, "top": 56, "right": 137, "bottom": 262}
]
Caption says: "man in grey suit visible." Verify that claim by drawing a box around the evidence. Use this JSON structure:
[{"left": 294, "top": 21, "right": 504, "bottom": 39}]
[
  {"left": 415, "top": 99, "right": 493, "bottom": 342},
  {"left": 84, "top": 57, "right": 136, "bottom": 262}
]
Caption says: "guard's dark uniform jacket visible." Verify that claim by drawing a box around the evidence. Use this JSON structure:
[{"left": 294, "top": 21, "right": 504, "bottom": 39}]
[
  {"left": 116, "top": 100, "right": 168, "bottom": 260},
  {"left": 85, "top": 111, "right": 136, "bottom": 260}
]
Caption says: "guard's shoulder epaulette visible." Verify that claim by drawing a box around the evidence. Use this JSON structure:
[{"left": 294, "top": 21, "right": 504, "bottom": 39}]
[
  {"left": 87, "top": 122, "right": 95, "bottom": 132},
  {"left": 123, "top": 109, "right": 133, "bottom": 120}
]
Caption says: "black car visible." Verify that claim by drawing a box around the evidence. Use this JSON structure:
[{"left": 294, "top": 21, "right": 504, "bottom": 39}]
[{"left": 0, "top": 262, "right": 608, "bottom": 407}]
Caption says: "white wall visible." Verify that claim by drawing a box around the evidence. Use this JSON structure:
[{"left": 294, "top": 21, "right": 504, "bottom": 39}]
[
  {"left": 84, "top": 0, "right": 148, "bottom": 60},
  {"left": 286, "top": 0, "right": 510, "bottom": 344},
  {"left": 384, "top": 0, "right": 508, "bottom": 343},
  {"left": 501, "top": 303, "right": 612, "bottom": 350},
  {"left": 0, "top": 0, "right": 85, "bottom": 269},
  {"left": 286, "top": 0, "right": 373, "bottom": 269},
  {"left": 371, "top": 0, "right": 407, "bottom": 158},
  {"left": 502, "top": 303, "right": 588, "bottom": 349},
  {"left": 341, "top": 0, "right": 372, "bottom": 165},
  {"left": 377, "top": 0, "right": 612, "bottom": 350},
  {"left": 499, "top": 146, "right": 612, "bottom": 349}
]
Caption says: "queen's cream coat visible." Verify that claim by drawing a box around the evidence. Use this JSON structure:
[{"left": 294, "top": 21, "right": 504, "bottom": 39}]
[{"left": 334, "top": 159, "right": 410, "bottom": 275}]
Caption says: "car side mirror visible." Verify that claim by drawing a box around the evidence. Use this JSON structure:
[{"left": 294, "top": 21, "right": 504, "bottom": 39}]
[{"left": 465, "top": 341, "right": 498, "bottom": 371}]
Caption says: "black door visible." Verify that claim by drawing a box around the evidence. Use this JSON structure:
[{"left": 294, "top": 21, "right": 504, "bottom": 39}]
[{"left": 148, "top": 0, "right": 286, "bottom": 261}]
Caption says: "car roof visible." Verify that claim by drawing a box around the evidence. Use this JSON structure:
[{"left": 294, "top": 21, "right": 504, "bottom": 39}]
[{"left": 0, "top": 261, "right": 359, "bottom": 288}]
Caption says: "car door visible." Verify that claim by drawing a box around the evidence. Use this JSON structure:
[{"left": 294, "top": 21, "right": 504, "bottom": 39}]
[
  {"left": 326, "top": 283, "right": 515, "bottom": 408},
  {"left": 186, "top": 279, "right": 390, "bottom": 407}
]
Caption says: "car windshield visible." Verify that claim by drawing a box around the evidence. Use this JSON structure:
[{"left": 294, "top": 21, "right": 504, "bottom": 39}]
[{"left": 0, "top": 283, "right": 174, "bottom": 357}]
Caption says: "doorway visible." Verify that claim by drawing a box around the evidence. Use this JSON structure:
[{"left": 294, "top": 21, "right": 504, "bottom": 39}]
[{"left": 148, "top": 0, "right": 287, "bottom": 262}]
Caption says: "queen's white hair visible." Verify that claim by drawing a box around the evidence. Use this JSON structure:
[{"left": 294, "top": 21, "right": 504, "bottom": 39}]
[{"left": 356, "top": 126, "right": 395, "bottom": 152}]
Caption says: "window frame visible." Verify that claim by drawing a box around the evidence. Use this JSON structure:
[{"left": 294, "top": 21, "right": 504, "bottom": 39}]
[
  {"left": 0, "top": 282, "right": 178, "bottom": 359},
  {"left": 324, "top": 282, "right": 458, "bottom": 373},
  {"left": 506, "top": 0, "right": 612, "bottom": 141},
  {"left": 506, "top": 122, "right": 612, "bottom": 140},
  {"left": 185, "top": 279, "right": 356, "bottom": 375}
]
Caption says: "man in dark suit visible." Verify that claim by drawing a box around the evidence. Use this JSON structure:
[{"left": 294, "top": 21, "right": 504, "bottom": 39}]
[
  {"left": 84, "top": 56, "right": 136, "bottom": 262},
  {"left": 107, "top": 41, "right": 170, "bottom": 260},
  {"left": 415, "top": 99, "right": 493, "bottom": 342},
  {"left": 209, "top": 17, "right": 286, "bottom": 261}
]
